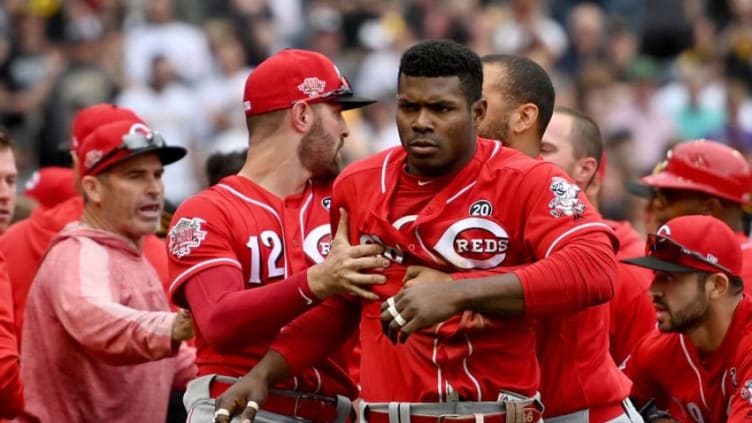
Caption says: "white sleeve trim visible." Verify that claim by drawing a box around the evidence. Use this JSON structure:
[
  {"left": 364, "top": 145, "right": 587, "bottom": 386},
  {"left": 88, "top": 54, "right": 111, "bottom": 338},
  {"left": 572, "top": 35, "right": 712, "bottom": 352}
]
[
  {"left": 169, "top": 258, "right": 242, "bottom": 292},
  {"left": 544, "top": 222, "right": 614, "bottom": 258}
]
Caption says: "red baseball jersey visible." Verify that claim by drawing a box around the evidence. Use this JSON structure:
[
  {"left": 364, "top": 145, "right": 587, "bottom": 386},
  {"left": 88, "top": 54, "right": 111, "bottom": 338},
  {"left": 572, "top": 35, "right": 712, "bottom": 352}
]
[
  {"left": 607, "top": 219, "right": 655, "bottom": 366},
  {"left": 738, "top": 233, "right": 752, "bottom": 296},
  {"left": 624, "top": 295, "right": 752, "bottom": 423},
  {"left": 167, "top": 175, "right": 353, "bottom": 396},
  {"left": 273, "top": 138, "right": 618, "bottom": 403}
]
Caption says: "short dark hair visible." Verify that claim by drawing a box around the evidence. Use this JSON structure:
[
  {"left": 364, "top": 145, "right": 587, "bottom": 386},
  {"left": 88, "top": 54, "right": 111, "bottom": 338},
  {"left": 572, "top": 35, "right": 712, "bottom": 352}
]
[
  {"left": 205, "top": 149, "right": 247, "bottom": 186},
  {"left": 398, "top": 39, "right": 483, "bottom": 105},
  {"left": 554, "top": 106, "right": 603, "bottom": 169},
  {"left": 0, "top": 127, "right": 13, "bottom": 151},
  {"left": 481, "top": 54, "right": 555, "bottom": 137}
]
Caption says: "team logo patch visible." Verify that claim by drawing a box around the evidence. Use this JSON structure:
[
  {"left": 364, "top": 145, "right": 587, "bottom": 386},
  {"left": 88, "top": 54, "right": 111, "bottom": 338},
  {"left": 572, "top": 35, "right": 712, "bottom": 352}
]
[
  {"left": 322, "top": 197, "right": 331, "bottom": 210},
  {"left": 741, "top": 380, "right": 752, "bottom": 404},
  {"left": 298, "top": 77, "right": 326, "bottom": 97},
  {"left": 548, "top": 176, "right": 585, "bottom": 218},
  {"left": 84, "top": 149, "right": 104, "bottom": 170},
  {"left": 434, "top": 217, "right": 509, "bottom": 269},
  {"left": 168, "top": 217, "right": 207, "bottom": 258}
]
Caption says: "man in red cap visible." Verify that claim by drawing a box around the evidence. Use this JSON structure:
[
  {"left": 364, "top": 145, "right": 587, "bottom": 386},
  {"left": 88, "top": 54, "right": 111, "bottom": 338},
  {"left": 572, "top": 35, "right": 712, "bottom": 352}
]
[
  {"left": 622, "top": 214, "right": 752, "bottom": 422},
  {"left": 166, "top": 48, "right": 386, "bottom": 422},
  {"left": 628, "top": 140, "right": 752, "bottom": 294},
  {"left": 22, "top": 166, "right": 77, "bottom": 209},
  {"left": 536, "top": 106, "right": 653, "bottom": 420},
  {"left": 17, "top": 119, "right": 195, "bottom": 422},
  {"left": 0, "top": 103, "right": 176, "bottom": 344}
]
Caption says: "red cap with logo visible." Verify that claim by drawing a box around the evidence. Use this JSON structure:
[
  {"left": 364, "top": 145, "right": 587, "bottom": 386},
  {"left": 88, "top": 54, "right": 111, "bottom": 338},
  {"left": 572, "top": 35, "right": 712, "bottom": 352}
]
[
  {"left": 243, "top": 49, "right": 375, "bottom": 117},
  {"left": 23, "top": 167, "right": 77, "bottom": 209},
  {"left": 78, "top": 120, "right": 186, "bottom": 177},
  {"left": 639, "top": 140, "right": 752, "bottom": 204},
  {"left": 70, "top": 104, "right": 144, "bottom": 153},
  {"left": 622, "top": 214, "right": 743, "bottom": 282}
]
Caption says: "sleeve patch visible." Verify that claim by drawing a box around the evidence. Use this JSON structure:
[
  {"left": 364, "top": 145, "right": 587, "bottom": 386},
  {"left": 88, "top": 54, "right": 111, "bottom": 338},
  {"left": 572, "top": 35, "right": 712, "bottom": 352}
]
[
  {"left": 548, "top": 176, "right": 585, "bottom": 219},
  {"left": 168, "top": 217, "right": 208, "bottom": 258}
]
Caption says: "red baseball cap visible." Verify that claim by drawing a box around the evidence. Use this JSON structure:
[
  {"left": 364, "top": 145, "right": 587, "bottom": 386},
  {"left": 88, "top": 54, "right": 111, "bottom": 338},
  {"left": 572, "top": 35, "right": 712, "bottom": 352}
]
[
  {"left": 69, "top": 104, "right": 144, "bottom": 153},
  {"left": 638, "top": 140, "right": 752, "bottom": 204},
  {"left": 243, "top": 49, "right": 375, "bottom": 116},
  {"left": 23, "top": 167, "right": 77, "bottom": 208},
  {"left": 622, "top": 215, "right": 743, "bottom": 283},
  {"left": 78, "top": 120, "right": 187, "bottom": 176}
]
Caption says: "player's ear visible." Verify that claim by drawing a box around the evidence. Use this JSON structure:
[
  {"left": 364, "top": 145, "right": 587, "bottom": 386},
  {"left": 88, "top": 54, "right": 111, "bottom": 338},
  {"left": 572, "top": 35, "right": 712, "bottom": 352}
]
[
  {"left": 577, "top": 157, "right": 598, "bottom": 188},
  {"left": 80, "top": 174, "right": 104, "bottom": 205},
  {"left": 290, "top": 101, "right": 314, "bottom": 133},
  {"left": 511, "top": 103, "right": 538, "bottom": 135},
  {"left": 705, "top": 272, "right": 730, "bottom": 300},
  {"left": 471, "top": 97, "right": 487, "bottom": 128}
]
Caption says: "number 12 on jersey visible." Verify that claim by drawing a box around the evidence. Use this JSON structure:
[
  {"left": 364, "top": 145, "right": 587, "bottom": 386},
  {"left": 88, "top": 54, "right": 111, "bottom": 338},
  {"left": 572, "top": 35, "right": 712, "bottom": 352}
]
[{"left": 247, "top": 231, "right": 285, "bottom": 284}]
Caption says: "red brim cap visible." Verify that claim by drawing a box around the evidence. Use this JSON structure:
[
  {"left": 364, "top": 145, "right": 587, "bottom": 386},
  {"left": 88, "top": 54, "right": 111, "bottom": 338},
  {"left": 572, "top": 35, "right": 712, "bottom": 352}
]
[{"left": 641, "top": 171, "right": 745, "bottom": 204}]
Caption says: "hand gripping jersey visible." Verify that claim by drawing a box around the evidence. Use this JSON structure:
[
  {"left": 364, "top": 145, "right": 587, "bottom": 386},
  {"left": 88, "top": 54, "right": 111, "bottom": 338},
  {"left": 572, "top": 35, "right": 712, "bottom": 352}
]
[
  {"left": 167, "top": 175, "right": 354, "bottom": 397},
  {"left": 624, "top": 295, "right": 752, "bottom": 423},
  {"left": 272, "top": 138, "right": 619, "bottom": 403}
]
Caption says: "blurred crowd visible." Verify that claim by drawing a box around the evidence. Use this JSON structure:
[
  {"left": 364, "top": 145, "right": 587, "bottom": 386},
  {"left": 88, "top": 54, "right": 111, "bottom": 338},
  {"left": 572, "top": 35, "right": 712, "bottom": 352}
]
[{"left": 2, "top": 0, "right": 752, "bottom": 232}]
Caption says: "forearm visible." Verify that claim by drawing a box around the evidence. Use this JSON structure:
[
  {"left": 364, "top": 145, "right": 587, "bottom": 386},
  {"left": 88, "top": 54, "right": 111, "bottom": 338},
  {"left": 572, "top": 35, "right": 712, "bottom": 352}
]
[
  {"left": 515, "top": 235, "right": 615, "bottom": 316},
  {"left": 246, "top": 350, "right": 293, "bottom": 387},
  {"left": 186, "top": 266, "right": 319, "bottom": 351},
  {"left": 272, "top": 296, "right": 360, "bottom": 375},
  {"left": 446, "top": 235, "right": 615, "bottom": 317}
]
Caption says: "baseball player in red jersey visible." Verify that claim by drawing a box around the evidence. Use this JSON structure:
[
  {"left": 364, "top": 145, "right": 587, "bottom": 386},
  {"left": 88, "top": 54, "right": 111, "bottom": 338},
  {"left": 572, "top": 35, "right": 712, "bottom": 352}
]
[
  {"left": 464, "top": 55, "right": 641, "bottom": 421},
  {"left": 0, "top": 104, "right": 174, "bottom": 345},
  {"left": 213, "top": 39, "right": 621, "bottom": 423},
  {"left": 540, "top": 107, "right": 655, "bottom": 369},
  {"left": 628, "top": 140, "right": 752, "bottom": 294},
  {"left": 622, "top": 214, "right": 752, "bottom": 423},
  {"left": 166, "top": 49, "right": 388, "bottom": 422}
]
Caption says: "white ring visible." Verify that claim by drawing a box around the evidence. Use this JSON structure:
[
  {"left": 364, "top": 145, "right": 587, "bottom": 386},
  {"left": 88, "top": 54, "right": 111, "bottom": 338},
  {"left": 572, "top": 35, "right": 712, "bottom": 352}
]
[
  {"left": 213, "top": 408, "right": 231, "bottom": 420},
  {"left": 386, "top": 296, "right": 396, "bottom": 309},
  {"left": 387, "top": 305, "right": 407, "bottom": 327},
  {"left": 247, "top": 400, "right": 260, "bottom": 411}
]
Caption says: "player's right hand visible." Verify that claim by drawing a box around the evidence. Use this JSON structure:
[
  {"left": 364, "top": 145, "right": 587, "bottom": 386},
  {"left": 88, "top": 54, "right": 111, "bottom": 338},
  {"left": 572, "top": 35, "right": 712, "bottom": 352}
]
[
  {"left": 213, "top": 374, "right": 268, "bottom": 423},
  {"left": 307, "top": 209, "right": 388, "bottom": 301},
  {"left": 171, "top": 308, "right": 194, "bottom": 342}
]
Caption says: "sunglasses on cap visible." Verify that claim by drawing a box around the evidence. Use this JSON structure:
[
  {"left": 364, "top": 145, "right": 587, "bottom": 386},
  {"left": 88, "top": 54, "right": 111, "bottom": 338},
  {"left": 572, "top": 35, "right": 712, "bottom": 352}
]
[
  {"left": 646, "top": 233, "right": 734, "bottom": 275},
  {"left": 88, "top": 131, "right": 167, "bottom": 172},
  {"left": 291, "top": 76, "right": 353, "bottom": 105}
]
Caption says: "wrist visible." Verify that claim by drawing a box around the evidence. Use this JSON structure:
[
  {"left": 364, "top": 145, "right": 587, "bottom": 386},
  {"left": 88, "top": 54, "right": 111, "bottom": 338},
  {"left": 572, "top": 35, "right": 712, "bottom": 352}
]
[{"left": 306, "top": 264, "right": 329, "bottom": 299}]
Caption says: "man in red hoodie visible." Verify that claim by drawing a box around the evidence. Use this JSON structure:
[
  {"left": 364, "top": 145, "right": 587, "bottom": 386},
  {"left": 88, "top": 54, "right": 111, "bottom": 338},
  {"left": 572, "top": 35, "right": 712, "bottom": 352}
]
[
  {"left": 0, "top": 103, "right": 173, "bottom": 344},
  {"left": 17, "top": 119, "right": 195, "bottom": 422}
]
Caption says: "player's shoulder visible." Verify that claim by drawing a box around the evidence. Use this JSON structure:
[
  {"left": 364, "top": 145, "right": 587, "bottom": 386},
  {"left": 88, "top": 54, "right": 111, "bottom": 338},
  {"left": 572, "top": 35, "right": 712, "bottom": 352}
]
[
  {"left": 336, "top": 146, "right": 403, "bottom": 186},
  {"left": 479, "top": 138, "right": 564, "bottom": 178},
  {"left": 632, "top": 330, "right": 680, "bottom": 362}
]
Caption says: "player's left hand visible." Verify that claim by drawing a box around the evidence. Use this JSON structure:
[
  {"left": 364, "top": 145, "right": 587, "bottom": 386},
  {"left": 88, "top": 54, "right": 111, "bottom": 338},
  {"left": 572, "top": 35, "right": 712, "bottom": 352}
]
[
  {"left": 213, "top": 374, "right": 268, "bottom": 423},
  {"left": 380, "top": 277, "right": 461, "bottom": 344}
]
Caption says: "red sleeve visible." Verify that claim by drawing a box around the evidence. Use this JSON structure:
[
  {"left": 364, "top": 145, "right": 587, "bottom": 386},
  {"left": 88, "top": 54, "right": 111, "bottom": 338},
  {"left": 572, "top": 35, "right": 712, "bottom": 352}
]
[
  {"left": 609, "top": 264, "right": 655, "bottom": 366},
  {"left": 622, "top": 332, "right": 660, "bottom": 409},
  {"left": 728, "top": 337, "right": 752, "bottom": 423},
  {"left": 271, "top": 295, "right": 360, "bottom": 376},
  {"left": 184, "top": 265, "right": 320, "bottom": 352},
  {"left": 0, "top": 253, "right": 23, "bottom": 418},
  {"left": 167, "top": 194, "right": 242, "bottom": 308},
  {"left": 514, "top": 231, "right": 616, "bottom": 315}
]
